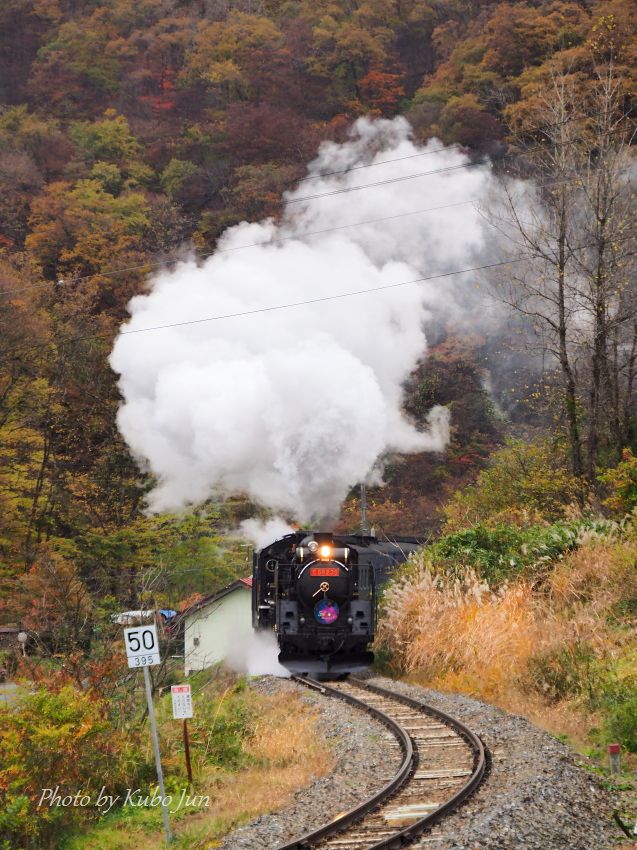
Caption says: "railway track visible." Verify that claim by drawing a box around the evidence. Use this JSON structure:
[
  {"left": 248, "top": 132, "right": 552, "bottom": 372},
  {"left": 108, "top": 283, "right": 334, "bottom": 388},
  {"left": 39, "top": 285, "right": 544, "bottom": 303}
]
[{"left": 277, "top": 676, "right": 487, "bottom": 850}]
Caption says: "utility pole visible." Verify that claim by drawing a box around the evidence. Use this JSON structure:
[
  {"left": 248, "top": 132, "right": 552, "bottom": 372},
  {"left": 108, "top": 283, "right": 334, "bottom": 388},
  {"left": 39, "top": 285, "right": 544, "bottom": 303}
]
[{"left": 360, "top": 483, "right": 370, "bottom": 536}]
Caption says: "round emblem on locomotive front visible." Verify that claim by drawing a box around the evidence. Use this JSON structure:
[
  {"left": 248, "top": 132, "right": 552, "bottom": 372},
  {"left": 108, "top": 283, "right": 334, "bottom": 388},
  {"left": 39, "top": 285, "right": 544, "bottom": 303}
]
[{"left": 314, "top": 599, "right": 339, "bottom": 624}]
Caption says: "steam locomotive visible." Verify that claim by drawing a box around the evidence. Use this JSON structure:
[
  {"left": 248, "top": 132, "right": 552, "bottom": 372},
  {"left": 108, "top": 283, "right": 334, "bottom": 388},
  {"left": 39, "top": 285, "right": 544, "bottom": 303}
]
[{"left": 252, "top": 531, "right": 420, "bottom": 676}]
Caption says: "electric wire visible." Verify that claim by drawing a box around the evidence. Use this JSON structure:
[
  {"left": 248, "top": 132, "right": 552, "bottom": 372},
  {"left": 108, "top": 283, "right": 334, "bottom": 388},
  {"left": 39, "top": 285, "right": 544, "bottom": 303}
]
[
  {"left": 292, "top": 113, "right": 634, "bottom": 184},
  {"left": 286, "top": 159, "right": 488, "bottom": 203},
  {"left": 5, "top": 256, "right": 528, "bottom": 357},
  {"left": 7, "top": 229, "right": 637, "bottom": 356},
  {"left": 294, "top": 143, "right": 457, "bottom": 182},
  {"left": 0, "top": 169, "right": 626, "bottom": 302},
  {"left": 0, "top": 197, "right": 482, "bottom": 299},
  {"left": 1, "top": 118, "right": 632, "bottom": 301}
]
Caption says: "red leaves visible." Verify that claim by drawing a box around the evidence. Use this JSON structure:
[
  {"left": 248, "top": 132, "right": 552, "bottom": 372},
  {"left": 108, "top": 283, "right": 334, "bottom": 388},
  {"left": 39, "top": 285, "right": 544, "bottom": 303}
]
[{"left": 359, "top": 69, "right": 405, "bottom": 115}]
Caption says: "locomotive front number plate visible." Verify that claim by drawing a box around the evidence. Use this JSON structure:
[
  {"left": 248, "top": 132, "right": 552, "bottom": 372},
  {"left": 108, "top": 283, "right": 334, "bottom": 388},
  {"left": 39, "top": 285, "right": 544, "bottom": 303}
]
[{"left": 310, "top": 567, "right": 340, "bottom": 576}]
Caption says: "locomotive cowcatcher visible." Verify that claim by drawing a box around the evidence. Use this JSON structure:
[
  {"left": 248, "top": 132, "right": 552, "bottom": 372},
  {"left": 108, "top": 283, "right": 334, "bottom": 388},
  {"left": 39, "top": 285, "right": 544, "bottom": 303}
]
[{"left": 252, "top": 531, "right": 420, "bottom": 676}]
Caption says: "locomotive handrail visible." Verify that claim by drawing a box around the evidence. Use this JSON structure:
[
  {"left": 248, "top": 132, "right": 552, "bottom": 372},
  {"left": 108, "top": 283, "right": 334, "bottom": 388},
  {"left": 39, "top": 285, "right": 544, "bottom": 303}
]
[{"left": 276, "top": 675, "right": 416, "bottom": 850}]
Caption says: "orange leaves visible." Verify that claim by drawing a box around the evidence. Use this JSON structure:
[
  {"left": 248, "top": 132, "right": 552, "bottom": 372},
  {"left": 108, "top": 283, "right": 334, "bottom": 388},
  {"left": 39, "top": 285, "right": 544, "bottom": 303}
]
[
  {"left": 184, "top": 11, "right": 283, "bottom": 100},
  {"left": 0, "top": 684, "right": 144, "bottom": 847},
  {"left": 358, "top": 69, "right": 405, "bottom": 115},
  {"left": 19, "top": 546, "right": 92, "bottom": 653},
  {"left": 481, "top": 2, "right": 588, "bottom": 78}
]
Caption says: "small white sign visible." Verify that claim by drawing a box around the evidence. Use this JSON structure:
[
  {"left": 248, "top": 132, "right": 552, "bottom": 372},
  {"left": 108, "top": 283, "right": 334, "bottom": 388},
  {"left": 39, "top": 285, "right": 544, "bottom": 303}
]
[
  {"left": 123, "top": 624, "right": 161, "bottom": 669},
  {"left": 171, "top": 685, "right": 193, "bottom": 719}
]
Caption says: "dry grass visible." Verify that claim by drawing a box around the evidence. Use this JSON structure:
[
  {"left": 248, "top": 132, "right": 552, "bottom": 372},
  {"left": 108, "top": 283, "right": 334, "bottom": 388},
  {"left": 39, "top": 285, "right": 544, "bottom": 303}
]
[
  {"left": 379, "top": 539, "right": 637, "bottom": 710},
  {"left": 168, "top": 690, "right": 334, "bottom": 848},
  {"left": 378, "top": 560, "right": 546, "bottom": 700},
  {"left": 62, "top": 689, "right": 333, "bottom": 850},
  {"left": 378, "top": 539, "right": 637, "bottom": 782},
  {"left": 548, "top": 540, "right": 637, "bottom": 616}
]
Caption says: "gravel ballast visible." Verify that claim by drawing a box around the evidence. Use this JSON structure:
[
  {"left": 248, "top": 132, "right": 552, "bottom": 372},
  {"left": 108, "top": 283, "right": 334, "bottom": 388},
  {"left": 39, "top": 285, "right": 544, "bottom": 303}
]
[
  {"left": 370, "top": 676, "right": 620, "bottom": 850},
  {"left": 217, "top": 675, "right": 623, "bottom": 850}
]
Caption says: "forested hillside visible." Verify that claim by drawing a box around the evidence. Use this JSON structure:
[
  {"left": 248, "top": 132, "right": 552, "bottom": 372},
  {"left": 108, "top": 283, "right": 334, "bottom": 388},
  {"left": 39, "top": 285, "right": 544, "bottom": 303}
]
[
  {"left": 2, "top": 0, "right": 635, "bottom": 618},
  {"left": 1, "top": 2, "right": 637, "bottom": 847}
]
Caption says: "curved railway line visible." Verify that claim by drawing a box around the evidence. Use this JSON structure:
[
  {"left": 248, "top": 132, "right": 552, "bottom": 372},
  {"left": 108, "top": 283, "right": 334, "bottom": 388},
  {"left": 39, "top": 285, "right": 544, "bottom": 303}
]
[{"left": 277, "top": 676, "right": 487, "bottom": 850}]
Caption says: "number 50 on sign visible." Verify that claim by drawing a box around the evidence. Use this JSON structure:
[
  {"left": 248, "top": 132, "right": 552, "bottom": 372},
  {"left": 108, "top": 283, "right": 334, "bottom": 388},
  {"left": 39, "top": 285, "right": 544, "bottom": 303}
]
[{"left": 124, "top": 624, "right": 161, "bottom": 668}]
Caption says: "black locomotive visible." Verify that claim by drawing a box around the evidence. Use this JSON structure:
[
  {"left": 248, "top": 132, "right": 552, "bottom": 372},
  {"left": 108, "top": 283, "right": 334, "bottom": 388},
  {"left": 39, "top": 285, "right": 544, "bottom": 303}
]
[{"left": 252, "top": 531, "right": 420, "bottom": 676}]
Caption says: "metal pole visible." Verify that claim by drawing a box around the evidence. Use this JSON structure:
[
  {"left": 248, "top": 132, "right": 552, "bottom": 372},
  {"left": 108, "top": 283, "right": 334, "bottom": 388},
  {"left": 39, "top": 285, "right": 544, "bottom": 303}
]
[
  {"left": 183, "top": 719, "right": 193, "bottom": 785},
  {"left": 143, "top": 666, "right": 172, "bottom": 844},
  {"left": 360, "top": 483, "right": 370, "bottom": 536}
]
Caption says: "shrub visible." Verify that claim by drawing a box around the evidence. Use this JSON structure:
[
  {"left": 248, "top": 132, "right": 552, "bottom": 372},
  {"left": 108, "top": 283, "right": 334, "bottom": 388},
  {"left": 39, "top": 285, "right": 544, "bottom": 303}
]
[
  {"left": 598, "top": 448, "right": 637, "bottom": 515},
  {"left": 526, "top": 642, "right": 600, "bottom": 703},
  {"left": 426, "top": 521, "right": 581, "bottom": 584},
  {"left": 605, "top": 696, "right": 637, "bottom": 753},
  {"left": 443, "top": 439, "right": 584, "bottom": 531},
  {"left": 0, "top": 685, "right": 146, "bottom": 849},
  {"left": 399, "top": 516, "right": 621, "bottom": 586},
  {"left": 159, "top": 678, "right": 255, "bottom": 776}
]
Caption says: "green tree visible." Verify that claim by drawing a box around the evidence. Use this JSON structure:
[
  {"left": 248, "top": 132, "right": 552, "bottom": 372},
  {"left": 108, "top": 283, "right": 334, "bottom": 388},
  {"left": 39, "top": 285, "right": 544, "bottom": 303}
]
[{"left": 443, "top": 440, "right": 583, "bottom": 531}]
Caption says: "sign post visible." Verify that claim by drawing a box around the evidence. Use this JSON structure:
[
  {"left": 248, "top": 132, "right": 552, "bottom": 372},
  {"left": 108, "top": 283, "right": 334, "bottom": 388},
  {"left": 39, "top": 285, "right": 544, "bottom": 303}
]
[
  {"left": 124, "top": 624, "right": 172, "bottom": 844},
  {"left": 171, "top": 685, "right": 194, "bottom": 785}
]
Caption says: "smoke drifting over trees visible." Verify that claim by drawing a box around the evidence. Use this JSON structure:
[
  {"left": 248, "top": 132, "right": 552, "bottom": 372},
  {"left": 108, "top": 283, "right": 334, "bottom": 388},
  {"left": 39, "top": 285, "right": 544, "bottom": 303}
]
[
  {"left": 111, "top": 118, "right": 501, "bottom": 522},
  {"left": 487, "top": 65, "right": 636, "bottom": 479}
]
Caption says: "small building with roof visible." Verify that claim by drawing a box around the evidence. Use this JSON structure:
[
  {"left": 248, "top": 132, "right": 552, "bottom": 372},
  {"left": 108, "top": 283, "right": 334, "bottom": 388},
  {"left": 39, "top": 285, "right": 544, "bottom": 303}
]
[
  {"left": 0, "top": 625, "right": 21, "bottom": 650},
  {"left": 183, "top": 577, "right": 253, "bottom": 675}
]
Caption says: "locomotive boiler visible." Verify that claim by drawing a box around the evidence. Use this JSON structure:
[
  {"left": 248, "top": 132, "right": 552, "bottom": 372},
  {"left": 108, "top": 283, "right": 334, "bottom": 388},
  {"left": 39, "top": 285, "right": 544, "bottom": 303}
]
[{"left": 252, "top": 531, "right": 420, "bottom": 676}]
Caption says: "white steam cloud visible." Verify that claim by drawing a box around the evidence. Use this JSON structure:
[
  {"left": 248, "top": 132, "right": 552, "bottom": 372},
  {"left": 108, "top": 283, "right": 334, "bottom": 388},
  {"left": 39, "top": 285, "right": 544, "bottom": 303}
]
[
  {"left": 223, "top": 630, "right": 291, "bottom": 678},
  {"left": 110, "top": 117, "right": 495, "bottom": 521},
  {"left": 238, "top": 518, "right": 296, "bottom": 550}
]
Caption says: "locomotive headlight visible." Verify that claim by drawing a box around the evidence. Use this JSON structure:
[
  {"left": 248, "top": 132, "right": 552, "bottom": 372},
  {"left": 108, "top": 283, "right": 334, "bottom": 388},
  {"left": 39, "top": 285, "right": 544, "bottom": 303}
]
[
  {"left": 319, "top": 545, "right": 332, "bottom": 560},
  {"left": 308, "top": 541, "right": 319, "bottom": 554}
]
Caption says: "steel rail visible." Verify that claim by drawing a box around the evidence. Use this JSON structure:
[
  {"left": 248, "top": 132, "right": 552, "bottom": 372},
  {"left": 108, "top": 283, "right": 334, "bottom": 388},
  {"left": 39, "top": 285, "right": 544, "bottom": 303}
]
[
  {"left": 275, "top": 675, "right": 416, "bottom": 850},
  {"left": 276, "top": 676, "right": 487, "bottom": 850},
  {"left": 352, "top": 678, "right": 487, "bottom": 849}
]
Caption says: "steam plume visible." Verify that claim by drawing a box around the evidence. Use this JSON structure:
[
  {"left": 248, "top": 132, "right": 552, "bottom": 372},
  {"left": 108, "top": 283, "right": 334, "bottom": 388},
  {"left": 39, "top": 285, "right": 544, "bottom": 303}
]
[
  {"left": 110, "top": 117, "right": 495, "bottom": 522},
  {"left": 239, "top": 518, "right": 296, "bottom": 550},
  {"left": 224, "top": 630, "right": 291, "bottom": 678}
]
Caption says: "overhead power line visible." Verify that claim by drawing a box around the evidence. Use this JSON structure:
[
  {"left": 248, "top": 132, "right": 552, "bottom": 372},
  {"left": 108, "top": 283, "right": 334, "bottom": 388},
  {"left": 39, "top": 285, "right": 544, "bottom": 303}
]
[
  {"left": 13, "top": 257, "right": 520, "bottom": 357},
  {"left": 0, "top": 170, "right": 604, "bottom": 303},
  {"left": 116, "top": 258, "right": 511, "bottom": 337},
  {"left": 0, "top": 122, "right": 631, "bottom": 302},
  {"left": 14, "top": 228, "right": 636, "bottom": 358},
  {"left": 294, "top": 144, "right": 456, "bottom": 183},
  {"left": 0, "top": 197, "right": 481, "bottom": 300},
  {"left": 286, "top": 160, "right": 488, "bottom": 204}
]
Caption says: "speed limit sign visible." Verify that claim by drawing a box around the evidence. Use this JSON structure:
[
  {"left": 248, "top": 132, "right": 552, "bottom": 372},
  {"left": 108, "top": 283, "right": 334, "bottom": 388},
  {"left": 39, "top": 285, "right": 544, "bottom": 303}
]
[{"left": 123, "top": 624, "right": 161, "bottom": 668}]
